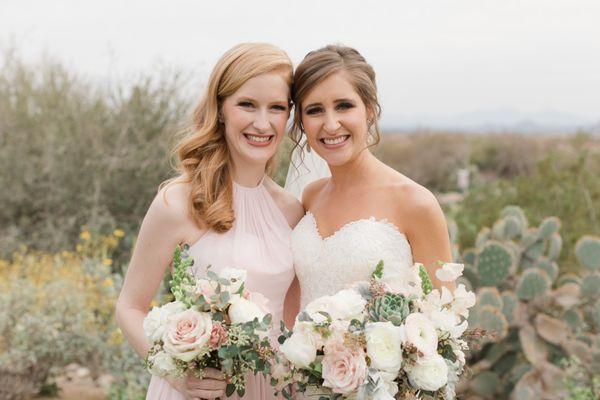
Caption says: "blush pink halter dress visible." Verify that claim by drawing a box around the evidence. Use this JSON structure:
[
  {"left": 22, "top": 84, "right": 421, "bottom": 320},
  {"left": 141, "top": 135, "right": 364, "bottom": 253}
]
[{"left": 146, "top": 178, "right": 295, "bottom": 400}]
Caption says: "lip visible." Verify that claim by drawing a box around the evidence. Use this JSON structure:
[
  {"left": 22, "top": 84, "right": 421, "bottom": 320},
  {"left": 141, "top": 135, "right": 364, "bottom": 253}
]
[
  {"left": 243, "top": 133, "right": 275, "bottom": 147},
  {"left": 319, "top": 135, "right": 350, "bottom": 149}
]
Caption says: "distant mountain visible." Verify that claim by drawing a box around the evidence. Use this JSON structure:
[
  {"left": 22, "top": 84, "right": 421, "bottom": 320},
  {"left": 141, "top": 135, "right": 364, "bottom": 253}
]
[{"left": 381, "top": 108, "right": 600, "bottom": 134}]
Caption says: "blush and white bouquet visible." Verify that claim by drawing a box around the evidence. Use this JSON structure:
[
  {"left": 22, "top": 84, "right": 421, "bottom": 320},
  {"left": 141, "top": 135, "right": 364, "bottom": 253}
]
[
  {"left": 272, "top": 261, "right": 476, "bottom": 400},
  {"left": 143, "top": 245, "right": 274, "bottom": 397}
]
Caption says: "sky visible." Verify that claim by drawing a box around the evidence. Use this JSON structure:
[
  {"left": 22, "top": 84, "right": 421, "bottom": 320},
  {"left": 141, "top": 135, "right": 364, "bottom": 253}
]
[{"left": 1, "top": 0, "right": 599, "bottom": 129}]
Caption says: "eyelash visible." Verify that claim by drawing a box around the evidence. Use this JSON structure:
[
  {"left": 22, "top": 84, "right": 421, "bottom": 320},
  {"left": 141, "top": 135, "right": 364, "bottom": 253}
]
[
  {"left": 238, "top": 102, "right": 287, "bottom": 111},
  {"left": 305, "top": 102, "right": 354, "bottom": 115}
]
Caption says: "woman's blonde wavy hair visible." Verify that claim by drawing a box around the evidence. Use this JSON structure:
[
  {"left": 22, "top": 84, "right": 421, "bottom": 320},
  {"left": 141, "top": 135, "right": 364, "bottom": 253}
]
[{"left": 168, "top": 43, "right": 292, "bottom": 233}]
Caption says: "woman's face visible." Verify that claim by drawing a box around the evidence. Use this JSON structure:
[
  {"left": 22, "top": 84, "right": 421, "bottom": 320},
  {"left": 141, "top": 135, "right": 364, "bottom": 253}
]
[
  {"left": 300, "top": 71, "right": 370, "bottom": 167},
  {"left": 221, "top": 71, "right": 290, "bottom": 168}
]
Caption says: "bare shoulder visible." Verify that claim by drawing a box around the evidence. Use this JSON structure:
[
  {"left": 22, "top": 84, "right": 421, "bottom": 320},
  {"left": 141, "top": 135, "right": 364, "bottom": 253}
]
[
  {"left": 388, "top": 177, "right": 446, "bottom": 234},
  {"left": 148, "top": 179, "right": 195, "bottom": 229},
  {"left": 301, "top": 177, "right": 329, "bottom": 210},
  {"left": 265, "top": 178, "right": 305, "bottom": 228}
]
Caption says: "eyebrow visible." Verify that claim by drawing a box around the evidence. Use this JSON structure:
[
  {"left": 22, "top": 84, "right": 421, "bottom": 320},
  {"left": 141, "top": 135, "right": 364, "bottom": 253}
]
[
  {"left": 237, "top": 96, "right": 288, "bottom": 104},
  {"left": 304, "top": 98, "right": 356, "bottom": 109}
]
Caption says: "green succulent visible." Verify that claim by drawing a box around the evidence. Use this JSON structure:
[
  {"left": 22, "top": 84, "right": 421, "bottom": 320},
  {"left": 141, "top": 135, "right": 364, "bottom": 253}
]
[{"left": 367, "top": 293, "right": 412, "bottom": 326}]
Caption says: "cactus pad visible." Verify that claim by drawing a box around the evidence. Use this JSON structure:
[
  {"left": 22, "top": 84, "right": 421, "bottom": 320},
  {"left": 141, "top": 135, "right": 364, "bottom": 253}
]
[
  {"left": 503, "top": 215, "right": 523, "bottom": 239},
  {"left": 590, "top": 301, "right": 600, "bottom": 331},
  {"left": 501, "top": 291, "right": 518, "bottom": 326},
  {"left": 500, "top": 205, "right": 528, "bottom": 228},
  {"left": 537, "top": 216, "right": 561, "bottom": 240},
  {"left": 476, "top": 241, "right": 513, "bottom": 286},
  {"left": 477, "top": 287, "right": 503, "bottom": 309},
  {"left": 471, "top": 371, "right": 501, "bottom": 397},
  {"left": 575, "top": 236, "right": 600, "bottom": 271},
  {"left": 563, "top": 308, "right": 584, "bottom": 331},
  {"left": 534, "top": 258, "right": 558, "bottom": 283},
  {"left": 524, "top": 240, "right": 545, "bottom": 260},
  {"left": 516, "top": 269, "right": 550, "bottom": 300},
  {"left": 463, "top": 248, "right": 477, "bottom": 266},
  {"left": 557, "top": 273, "right": 581, "bottom": 287},
  {"left": 476, "top": 305, "right": 509, "bottom": 341},
  {"left": 581, "top": 273, "right": 600, "bottom": 298},
  {"left": 548, "top": 233, "right": 563, "bottom": 260},
  {"left": 476, "top": 227, "right": 491, "bottom": 248}
]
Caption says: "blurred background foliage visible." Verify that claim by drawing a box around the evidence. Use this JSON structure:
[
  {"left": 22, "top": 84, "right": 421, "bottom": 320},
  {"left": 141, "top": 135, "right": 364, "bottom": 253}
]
[{"left": 1, "top": 54, "right": 599, "bottom": 399}]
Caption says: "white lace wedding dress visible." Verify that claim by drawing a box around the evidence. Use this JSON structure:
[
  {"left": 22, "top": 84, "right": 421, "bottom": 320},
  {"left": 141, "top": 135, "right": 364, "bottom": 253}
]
[{"left": 291, "top": 211, "right": 415, "bottom": 308}]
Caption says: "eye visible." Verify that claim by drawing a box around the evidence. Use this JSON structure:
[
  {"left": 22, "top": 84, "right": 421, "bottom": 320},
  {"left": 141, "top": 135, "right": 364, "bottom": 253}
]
[
  {"left": 238, "top": 101, "right": 254, "bottom": 108},
  {"left": 336, "top": 102, "right": 354, "bottom": 111},
  {"left": 272, "top": 104, "right": 288, "bottom": 111},
  {"left": 305, "top": 106, "right": 323, "bottom": 115}
]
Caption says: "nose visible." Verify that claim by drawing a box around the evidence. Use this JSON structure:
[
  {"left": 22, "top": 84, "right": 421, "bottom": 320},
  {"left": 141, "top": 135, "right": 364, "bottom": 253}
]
[
  {"left": 253, "top": 110, "right": 270, "bottom": 132},
  {"left": 323, "top": 113, "right": 340, "bottom": 134}
]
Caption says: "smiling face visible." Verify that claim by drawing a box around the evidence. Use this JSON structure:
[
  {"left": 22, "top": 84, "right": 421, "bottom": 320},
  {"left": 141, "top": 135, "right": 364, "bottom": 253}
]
[
  {"left": 300, "top": 71, "right": 372, "bottom": 167},
  {"left": 220, "top": 71, "right": 290, "bottom": 168}
]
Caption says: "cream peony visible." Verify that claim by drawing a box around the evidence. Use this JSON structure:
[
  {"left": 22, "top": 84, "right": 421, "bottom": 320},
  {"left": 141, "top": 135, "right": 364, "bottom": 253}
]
[
  {"left": 143, "top": 301, "right": 187, "bottom": 342},
  {"left": 148, "top": 351, "right": 178, "bottom": 377},
  {"left": 403, "top": 313, "right": 438, "bottom": 356},
  {"left": 163, "top": 309, "right": 212, "bottom": 361},
  {"left": 228, "top": 295, "right": 267, "bottom": 324},
  {"left": 218, "top": 268, "right": 247, "bottom": 293},
  {"left": 329, "top": 289, "right": 366, "bottom": 321},
  {"left": 280, "top": 331, "right": 318, "bottom": 368},
  {"left": 322, "top": 341, "right": 368, "bottom": 395},
  {"left": 305, "top": 295, "right": 333, "bottom": 323},
  {"left": 365, "top": 322, "right": 403, "bottom": 374},
  {"left": 407, "top": 354, "right": 449, "bottom": 391},
  {"left": 435, "top": 263, "right": 464, "bottom": 282}
]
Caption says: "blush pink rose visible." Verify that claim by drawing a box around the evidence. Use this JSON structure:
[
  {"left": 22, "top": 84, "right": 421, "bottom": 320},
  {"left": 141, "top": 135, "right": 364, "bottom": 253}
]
[
  {"left": 163, "top": 309, "right": 212, "bottom": 362},
  {"left": 209, "top": 322, "right": 228, "bottom": 348},
  {"left": 322, "top": 340, "right": 368, "bottom": 395}
]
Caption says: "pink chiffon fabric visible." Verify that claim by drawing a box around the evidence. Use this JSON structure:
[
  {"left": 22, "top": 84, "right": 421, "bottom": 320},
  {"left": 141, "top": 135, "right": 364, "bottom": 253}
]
[{"left": 146, "top": 179, "right": 294, "bottom": 400}]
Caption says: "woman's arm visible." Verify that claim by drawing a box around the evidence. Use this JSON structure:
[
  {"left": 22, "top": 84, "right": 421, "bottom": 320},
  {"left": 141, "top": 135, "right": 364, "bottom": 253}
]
[
  {"left": 399, "top": 185, "right": 456, "bottom": 291},
  {"left": 115, "top": 184, "right": 192, "bottom": 358}
]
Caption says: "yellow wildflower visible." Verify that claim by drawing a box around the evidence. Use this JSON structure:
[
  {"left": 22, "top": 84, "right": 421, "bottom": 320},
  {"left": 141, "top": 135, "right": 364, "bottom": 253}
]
[
  {"left": 102, "top": 258, "right": 113, "bottom": 266},
  {"left": 113, "top": 229, "right": 125, "bottom": 238},
  {"left": 76, "top": 244, "right": 83, "bottom": 252},
  {"left": 80, "top": 231, "right": 91, "bottom": 241},
  {"left": 103, "top": 278, "right": 114, "bottom": 287}
]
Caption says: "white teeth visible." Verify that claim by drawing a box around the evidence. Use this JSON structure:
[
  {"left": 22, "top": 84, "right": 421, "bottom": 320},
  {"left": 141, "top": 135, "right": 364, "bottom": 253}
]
[
  {"left": 323, "top": 136, "right": 347, "bottom": 145},
  {"left": 246, "top": 135, "right": 271, "bottom": 143}
]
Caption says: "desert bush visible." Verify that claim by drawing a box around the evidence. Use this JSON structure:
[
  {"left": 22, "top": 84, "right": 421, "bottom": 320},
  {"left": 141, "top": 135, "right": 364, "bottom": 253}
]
[
  {"left": 0, "top": 231, "right": 159, "bottom": 399},
  {"left": 0, "top": 53, "right": 189, "bottom": 260}
]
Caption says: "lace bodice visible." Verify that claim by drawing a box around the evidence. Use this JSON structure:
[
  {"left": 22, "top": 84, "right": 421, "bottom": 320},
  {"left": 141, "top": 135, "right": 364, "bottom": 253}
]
[{"left": 291, "top": 212, "right": 414, "bottom": 308}]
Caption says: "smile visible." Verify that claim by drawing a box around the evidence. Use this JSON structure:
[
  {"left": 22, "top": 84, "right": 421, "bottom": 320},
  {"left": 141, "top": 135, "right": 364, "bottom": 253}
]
[
  {"left": 320, "top": 135, "right": 350, "bottom": 147},
  {"left": 243, "top": 134, "right": 274, "bottom": 146}
]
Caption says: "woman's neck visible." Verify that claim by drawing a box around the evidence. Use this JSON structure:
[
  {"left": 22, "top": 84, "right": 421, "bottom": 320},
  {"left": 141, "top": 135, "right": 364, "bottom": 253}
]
[
  {"left": 328, "top": 149, "right": 379, "bottom": 189},
  {"left": 231, "top": 160, "right": 267, "bottom": 188}
]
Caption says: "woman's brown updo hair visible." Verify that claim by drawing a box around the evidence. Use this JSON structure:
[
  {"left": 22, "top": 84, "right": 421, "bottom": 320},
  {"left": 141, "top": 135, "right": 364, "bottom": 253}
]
[
  {"left": 170, "top": 43, "right": 292, "bottom": 233},
  {"left": 291, "top": 44, "right": 382, "bottom": 151}
]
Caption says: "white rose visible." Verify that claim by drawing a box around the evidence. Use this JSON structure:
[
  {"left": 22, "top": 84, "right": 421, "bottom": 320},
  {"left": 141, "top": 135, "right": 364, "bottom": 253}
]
[
  {"left": 451, "top": 284, "right": 476, "bottom": 319},
  {"left": 305, "top": 295, "right": 333, "bottom": 323},
  {"left": 403, "top": 313, "right": 438, "bottom": 356},
  {"left": 218, "top": 268, "right": 247, "bottom": 293},
  {"left": 381, "top": 264, "right": 423, "bottom": 297},
  {"left": 163, "top": 309, "right": 213, "bottom": 361},
  {"left": 143, "top": 301, "right": 187, "bottom": 342},
  {"left": 435, "top": 263, "right": 464, "bottom": 282},
  {"left": 407, "top": 354, "right": 449, "bottom": 391},
  {"left": 329, "top": 289, "right": 366, "bottom": 321},
  {"left": 365, "top": 322, "right": 403, "bottom": 374},
  {"left": 280, "top": 331, "right": 317, "bottom": 368},
  {"left": 228, "top": 295, "right": 267, "bottom": 324},
  {"left": 148, "top": 351, "right": 178, "bottom": 377}
]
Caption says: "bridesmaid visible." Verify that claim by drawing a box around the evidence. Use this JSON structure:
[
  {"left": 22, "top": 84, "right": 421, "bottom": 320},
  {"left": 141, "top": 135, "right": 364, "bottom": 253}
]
[{"left": 116, "top": 43, "right": 304, "bottom": 400}]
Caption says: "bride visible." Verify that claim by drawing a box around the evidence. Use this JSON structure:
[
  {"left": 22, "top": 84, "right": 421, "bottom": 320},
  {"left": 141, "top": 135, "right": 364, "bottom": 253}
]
[{"left": 285, "top": 44, "right": 455, "bottom": 315}]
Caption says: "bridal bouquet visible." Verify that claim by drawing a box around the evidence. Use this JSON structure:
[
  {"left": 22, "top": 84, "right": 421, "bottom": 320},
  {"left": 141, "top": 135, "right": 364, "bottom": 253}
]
[
  {"left": 272, "top": 261, "right": 476, "bottom": 399},
  {"left": 143, "top": 245, "right": 274, "bottom": 397}
]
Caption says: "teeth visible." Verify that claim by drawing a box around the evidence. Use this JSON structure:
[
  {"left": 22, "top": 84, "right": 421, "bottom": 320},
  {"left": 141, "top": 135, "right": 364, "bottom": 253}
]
[
  {"left": 246, "top": 135, "right": 271, "bottom": 143},
  {"left": 323, "top": 136, "right": 347, "bottom": 145}
]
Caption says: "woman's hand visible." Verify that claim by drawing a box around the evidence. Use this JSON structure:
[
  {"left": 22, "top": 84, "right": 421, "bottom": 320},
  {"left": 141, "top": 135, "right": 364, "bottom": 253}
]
[{"left": 167, "top": 368, "right": 227, "bottom": 399}]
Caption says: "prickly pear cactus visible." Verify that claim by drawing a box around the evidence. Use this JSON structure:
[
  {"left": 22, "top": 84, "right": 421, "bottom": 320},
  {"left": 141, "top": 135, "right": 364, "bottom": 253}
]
[{"left": 459, "top": 207, "right": 600, "bottom": 400}]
